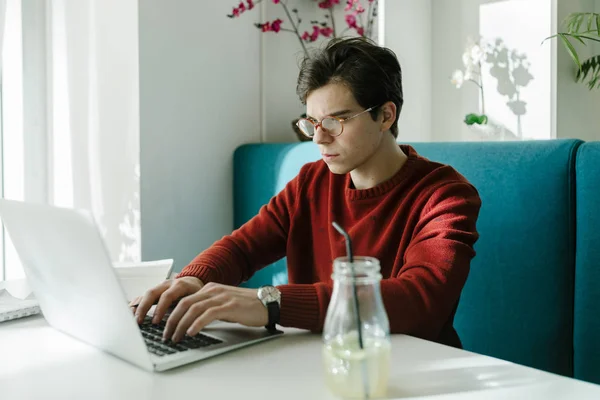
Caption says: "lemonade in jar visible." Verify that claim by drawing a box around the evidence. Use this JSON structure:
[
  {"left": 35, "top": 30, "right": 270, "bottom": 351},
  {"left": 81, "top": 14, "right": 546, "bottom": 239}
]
[{"left": 322, "top": 256, "right": 391, "bottom": 399}]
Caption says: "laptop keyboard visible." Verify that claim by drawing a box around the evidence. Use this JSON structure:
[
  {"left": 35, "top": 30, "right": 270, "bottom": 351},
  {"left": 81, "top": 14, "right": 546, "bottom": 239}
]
[{"left": 139, "top": 316, "right": 223, "bottom": 357}]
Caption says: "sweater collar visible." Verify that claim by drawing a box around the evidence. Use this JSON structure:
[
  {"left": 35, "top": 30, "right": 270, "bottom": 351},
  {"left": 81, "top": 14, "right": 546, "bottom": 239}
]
[{"left": 344, "top": 144, "right": 420, "bottom": 201}]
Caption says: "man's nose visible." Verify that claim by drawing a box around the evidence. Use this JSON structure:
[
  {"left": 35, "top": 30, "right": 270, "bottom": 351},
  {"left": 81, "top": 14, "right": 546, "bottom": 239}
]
[{"left": 313, "top": 124, "right": 331, "bottom": 144}]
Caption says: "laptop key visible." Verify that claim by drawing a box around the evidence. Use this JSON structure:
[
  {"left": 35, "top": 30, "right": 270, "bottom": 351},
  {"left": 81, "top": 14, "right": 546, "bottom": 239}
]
[
  {"left": 139, "top": 316, "right": 222, "bottom": 355},
  {"left": 179, "top": 334, "right": 223, "bottom": 349}
]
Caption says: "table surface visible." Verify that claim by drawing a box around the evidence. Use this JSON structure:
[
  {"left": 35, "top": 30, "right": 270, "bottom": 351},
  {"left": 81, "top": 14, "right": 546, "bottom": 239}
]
[
  {"left": 2, "top": 316, "right": 600, "bottom": 400},
  {"left": 1, "top": 280, "right": 600, "bottom": 400}
]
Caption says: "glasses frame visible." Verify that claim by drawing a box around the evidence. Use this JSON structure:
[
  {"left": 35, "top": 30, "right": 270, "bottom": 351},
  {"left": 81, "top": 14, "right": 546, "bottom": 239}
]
[{"left": 296, "top": 105, "right": 379, "bottom": 138}]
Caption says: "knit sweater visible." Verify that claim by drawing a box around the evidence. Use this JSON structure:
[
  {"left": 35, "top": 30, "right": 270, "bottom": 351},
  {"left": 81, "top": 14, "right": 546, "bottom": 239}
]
[{"left": 178, "top": 145, "right": 482, "bottom": 347}]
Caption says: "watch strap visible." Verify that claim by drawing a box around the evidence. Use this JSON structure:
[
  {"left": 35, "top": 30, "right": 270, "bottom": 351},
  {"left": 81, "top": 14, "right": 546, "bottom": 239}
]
[{"left": 265, "top": 301, "right": 280, "bottom": 332}]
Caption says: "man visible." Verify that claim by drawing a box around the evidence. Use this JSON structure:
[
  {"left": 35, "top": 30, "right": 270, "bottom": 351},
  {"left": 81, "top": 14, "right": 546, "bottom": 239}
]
[{"left": 132, "top": 37, "right": 481, "bottom": 348}]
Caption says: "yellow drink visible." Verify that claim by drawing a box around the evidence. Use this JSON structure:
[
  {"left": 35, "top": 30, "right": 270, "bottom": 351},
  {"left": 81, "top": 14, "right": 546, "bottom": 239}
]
[{"left": 323, "top": 333, "right": 391, "bottom": 399}]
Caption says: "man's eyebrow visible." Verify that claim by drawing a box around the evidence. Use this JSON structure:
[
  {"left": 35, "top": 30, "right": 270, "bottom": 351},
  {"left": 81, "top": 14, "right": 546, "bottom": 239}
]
[{"left": 306, "top": 109, "right": 352, "bottom": 119}]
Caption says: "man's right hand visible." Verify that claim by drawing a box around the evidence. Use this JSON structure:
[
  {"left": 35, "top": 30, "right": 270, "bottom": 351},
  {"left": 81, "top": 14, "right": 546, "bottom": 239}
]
[{"left": 129, "top": 276, "right": 204, "bottom": 325}]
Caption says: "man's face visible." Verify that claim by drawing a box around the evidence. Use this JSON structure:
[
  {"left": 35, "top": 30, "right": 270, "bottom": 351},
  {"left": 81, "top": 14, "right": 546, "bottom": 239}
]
[{"left": 305, "top": 82, "right": 385, "bottom": 175}]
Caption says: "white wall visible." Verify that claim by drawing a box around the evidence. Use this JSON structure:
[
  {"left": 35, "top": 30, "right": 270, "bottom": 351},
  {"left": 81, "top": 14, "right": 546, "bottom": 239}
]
[
  {"left": 383, "top": 0, "right": 433, "bottom": 142},
  {"left": 139, "top": 0, "right": 261, "bottom": 271},
  {"left": 555, "top": 0, "right": 600, "bottom": 141},
  {"left": 432, "top": 0, "right": 478, "bottom": 142},
  {"left": 262, "top": 1, "right": 317, "bottom": 142}
]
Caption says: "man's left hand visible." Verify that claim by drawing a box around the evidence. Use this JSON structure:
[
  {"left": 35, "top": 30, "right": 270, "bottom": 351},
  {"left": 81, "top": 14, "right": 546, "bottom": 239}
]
[{"left": 161, "top": 282, "right": 268, "bottom": 342}]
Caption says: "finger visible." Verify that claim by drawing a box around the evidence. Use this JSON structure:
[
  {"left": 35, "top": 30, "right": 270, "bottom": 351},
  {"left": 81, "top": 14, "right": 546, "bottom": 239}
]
[
  {"left": 128, "top": 296, "right": 141, "bottom": 307},
  {"left": 153, "top": 280, "right": 194, "bottom": 324},
  {"left": 186, "top": 303, "right": 231, "bottom": 337},
  {"left": 162, "top": 283, "right": 220, "bottom": 338},
  {"left": 170, "top": 296, "right": 225, "bottom": 342},
  {"left": 135, "top": 281, "right": 170, "bottom": 324}
]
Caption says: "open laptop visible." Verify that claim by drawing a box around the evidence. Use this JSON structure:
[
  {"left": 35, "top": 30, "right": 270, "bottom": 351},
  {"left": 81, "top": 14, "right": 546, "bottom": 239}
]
[{"left": 0, "top": 199, "right": 282, "bottom": 372}]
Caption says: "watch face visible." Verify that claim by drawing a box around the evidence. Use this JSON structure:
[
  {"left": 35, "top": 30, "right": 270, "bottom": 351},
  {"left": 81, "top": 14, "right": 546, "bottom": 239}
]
[{"left": 259, "top": 286, "right": 281, "bottom": 305}]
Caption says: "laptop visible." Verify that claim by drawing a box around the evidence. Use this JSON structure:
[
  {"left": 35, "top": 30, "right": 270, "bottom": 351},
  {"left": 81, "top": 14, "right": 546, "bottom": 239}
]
[{"left": 0, "top": 199, "right": 282, "bottom": 372}]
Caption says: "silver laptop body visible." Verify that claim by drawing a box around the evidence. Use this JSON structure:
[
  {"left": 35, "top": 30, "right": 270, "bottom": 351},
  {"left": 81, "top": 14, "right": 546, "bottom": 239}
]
[{"left": 0, "top": 199, "right": 281, "bottom": 372}]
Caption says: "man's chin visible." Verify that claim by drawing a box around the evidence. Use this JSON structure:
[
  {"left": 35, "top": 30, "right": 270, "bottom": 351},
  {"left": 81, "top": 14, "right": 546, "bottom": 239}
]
[{"left": 325, "top": 164, "right": 350, "bottom": 175}]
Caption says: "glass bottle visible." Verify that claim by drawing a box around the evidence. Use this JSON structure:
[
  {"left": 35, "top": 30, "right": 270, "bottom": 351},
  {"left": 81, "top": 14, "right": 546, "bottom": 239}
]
[{"left": 322, "top": 256, "right": 391, "bottom": 399}]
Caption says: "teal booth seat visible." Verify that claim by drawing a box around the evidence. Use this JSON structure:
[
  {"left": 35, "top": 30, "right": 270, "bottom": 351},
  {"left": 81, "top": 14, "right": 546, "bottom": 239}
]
[
  {"left": 233, "top": 139, "right": 584, "bottom": 380},
  {"left": 574, "top": 142, "right": 600, "bottom": 384}
]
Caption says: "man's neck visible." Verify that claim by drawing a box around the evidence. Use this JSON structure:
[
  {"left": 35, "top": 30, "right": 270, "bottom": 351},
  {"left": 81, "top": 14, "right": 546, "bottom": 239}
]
[{"left": 350, "top": 133, "right": 408, "bottom": 190}]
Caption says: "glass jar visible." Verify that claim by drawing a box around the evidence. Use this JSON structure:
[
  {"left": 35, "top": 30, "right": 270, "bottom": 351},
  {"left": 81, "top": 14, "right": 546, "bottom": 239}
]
[{"left": 322, "top": 256, "right": 391, "bottom": 399}]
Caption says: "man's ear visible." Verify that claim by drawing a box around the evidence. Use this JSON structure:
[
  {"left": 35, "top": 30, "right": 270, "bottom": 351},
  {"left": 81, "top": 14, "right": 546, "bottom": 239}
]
[{"left": 380, "top": 101, "right": 397, "bottom": 132}]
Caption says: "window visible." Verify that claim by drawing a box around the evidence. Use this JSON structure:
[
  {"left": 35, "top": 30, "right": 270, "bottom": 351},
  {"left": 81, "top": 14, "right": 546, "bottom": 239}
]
[
  {"left": 479, "top": 0, "right": 553, "bottom": 139},
  {"left": 0, "top": 0, "right": 141, "bottom": 281},
  {"left": 1, "top": 0, "right": 25, "bottom": 280}
]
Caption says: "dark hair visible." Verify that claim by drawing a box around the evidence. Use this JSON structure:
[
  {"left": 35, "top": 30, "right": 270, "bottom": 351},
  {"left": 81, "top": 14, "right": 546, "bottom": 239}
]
[{"left": 296, "top": 37, "right": 404, "bottom": 138}]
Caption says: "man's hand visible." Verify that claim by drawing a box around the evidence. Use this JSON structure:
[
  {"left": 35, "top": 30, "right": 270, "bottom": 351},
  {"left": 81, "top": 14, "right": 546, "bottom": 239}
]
[
  {"left": 129, "top": 276, "right": 205, "bottom": 325},
  {"left": 162, "top": 283, "right": 268, "bottom": 343}
]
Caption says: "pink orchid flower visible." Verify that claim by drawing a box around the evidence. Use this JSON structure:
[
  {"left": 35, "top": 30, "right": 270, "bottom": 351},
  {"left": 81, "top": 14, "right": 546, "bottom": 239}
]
[
  {"left": 271, "top": 18, "right": 284, "bottom": 33},
  {"left": 320, "top": 27, "right": 334, "bottom": 37},
  {"left": 345, "top": 14, "right": 357, "bottom": 28}
]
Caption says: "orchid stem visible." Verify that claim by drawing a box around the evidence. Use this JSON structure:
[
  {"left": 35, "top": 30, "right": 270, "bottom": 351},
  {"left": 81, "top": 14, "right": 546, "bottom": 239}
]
[
  {"left": 329, "top": 7, "right": 337, "bottom": 38},
  {"left": 280, "top": 1, "right": 309, "bottom": 58}
]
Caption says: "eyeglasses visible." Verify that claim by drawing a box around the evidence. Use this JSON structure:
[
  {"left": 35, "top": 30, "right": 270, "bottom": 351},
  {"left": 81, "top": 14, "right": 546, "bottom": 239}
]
[{"left": 296, "top": 106, "right": 379, "bottom": 138}]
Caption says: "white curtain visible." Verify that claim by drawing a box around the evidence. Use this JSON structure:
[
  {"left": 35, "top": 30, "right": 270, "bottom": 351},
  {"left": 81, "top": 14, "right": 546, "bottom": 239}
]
[
  {"left": 0, "top": 1, "right": 6, "bottom": 78},
  {"left": 49, "top": 0, "right": 140, "bottom": 263}
]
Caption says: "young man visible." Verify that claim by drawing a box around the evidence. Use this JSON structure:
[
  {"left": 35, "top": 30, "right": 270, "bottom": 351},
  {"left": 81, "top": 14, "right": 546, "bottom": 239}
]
[{"left": 132, "top": 37, "right": 481, "bottom": 348}]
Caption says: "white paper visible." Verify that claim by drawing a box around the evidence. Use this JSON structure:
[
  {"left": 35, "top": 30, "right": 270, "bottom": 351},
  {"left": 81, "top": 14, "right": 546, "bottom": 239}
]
[
  {"left": 0, "top": 278, "right": 34, "bottom": 300},
  {"left": 0, "top": 290, "right": 38, "bottom": 313},
  {"left": 112, "top": 258, "right": 174, "bottom": 279},
  {"left": 112, "top": 259, "right": 174, "bottom": 302}
]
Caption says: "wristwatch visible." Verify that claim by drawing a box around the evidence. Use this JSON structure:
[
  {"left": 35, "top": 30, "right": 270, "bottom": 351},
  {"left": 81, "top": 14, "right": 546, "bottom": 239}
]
[{"left": 257, "top": 285, "right": 281, "bottom": 332}]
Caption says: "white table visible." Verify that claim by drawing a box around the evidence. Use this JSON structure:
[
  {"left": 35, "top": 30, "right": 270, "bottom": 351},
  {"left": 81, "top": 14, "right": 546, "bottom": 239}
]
[
  {"left": 1, "top": 315, "right": 600, "bottom": 400},
  {"left": 2, "top": 276, "right": 600, "bottom": 400}
]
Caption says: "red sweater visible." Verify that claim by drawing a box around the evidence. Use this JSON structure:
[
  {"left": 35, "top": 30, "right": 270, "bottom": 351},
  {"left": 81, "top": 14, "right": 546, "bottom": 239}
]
[{"left": 178, "top": 145, "right": 481, "bottom": 347}]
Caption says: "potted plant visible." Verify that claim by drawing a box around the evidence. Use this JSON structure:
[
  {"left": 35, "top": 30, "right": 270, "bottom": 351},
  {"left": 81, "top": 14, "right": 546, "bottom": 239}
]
[
  {"left": 546, "top": 12, "right": 600, "bottom": 90},
  {"left": 227, "top": 0, "right": 380, "bottom": 141}
]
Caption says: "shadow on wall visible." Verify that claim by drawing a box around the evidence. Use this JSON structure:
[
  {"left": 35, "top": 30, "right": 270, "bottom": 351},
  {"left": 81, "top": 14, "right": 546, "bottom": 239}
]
[{"left": 484, "top": 38, "right": 535, "bottom": 139}]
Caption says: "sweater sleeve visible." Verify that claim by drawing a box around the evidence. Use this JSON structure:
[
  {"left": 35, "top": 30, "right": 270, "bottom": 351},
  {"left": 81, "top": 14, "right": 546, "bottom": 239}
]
[
  {"left": 176, "top": 170, "right": 302, "bottom": 286},
  {"left": 277, "top": 182, "right": 481, "bottom": 338}
]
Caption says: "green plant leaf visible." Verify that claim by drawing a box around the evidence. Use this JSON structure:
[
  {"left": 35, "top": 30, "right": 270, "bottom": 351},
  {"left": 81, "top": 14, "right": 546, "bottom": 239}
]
[
  {"left": 567, "top": 34, "right": 587, "bottom": 45},
  {"left": 563, "top": 13, "right": 600, "bottom": 33},
  {"left": 577, "top": 55, "right": 600, "bottom": 90},
  {"left": 577, "top": 35, "right": 600, "bottom": 42},
  {"left": 464, "top": 113, "right": 488, "bottom": 126},
  {"left": 558, "top": 33, "right": 582, "bottom": 70}
]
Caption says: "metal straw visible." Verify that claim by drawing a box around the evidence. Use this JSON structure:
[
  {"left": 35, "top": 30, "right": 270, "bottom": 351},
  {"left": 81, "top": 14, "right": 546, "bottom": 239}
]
[{"left": 332, "top": 221, "right": 370, "bottom": 399}]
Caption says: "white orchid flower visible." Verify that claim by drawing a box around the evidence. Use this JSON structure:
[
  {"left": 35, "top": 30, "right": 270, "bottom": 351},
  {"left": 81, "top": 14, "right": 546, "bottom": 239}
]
[
  {"left": 451, "top": 70, "right": 464, "bottom": 88},
  {"left": 462, "top": 52, "right": 471, "bottom": 68},
  {"left": 471, "top": 44, "right": 483, "bottom": 63}
]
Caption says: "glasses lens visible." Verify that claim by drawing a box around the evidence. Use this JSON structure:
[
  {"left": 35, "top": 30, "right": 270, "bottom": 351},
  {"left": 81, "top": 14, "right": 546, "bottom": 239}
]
[
  {"left": 297, "top": 119, "right": 315, "bottom": 137},
  {"left": 321, "top": 118, "right": 342, "bottom": 136}
]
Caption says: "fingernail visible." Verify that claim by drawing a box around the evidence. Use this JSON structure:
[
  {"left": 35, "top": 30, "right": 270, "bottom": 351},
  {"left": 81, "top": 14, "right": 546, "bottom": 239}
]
[
  {"left": 186, "top": 329, "right": 193, "bottom": 336},
  {"left": 152, "top": 316, "right": 158, "bottom": 324}
]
